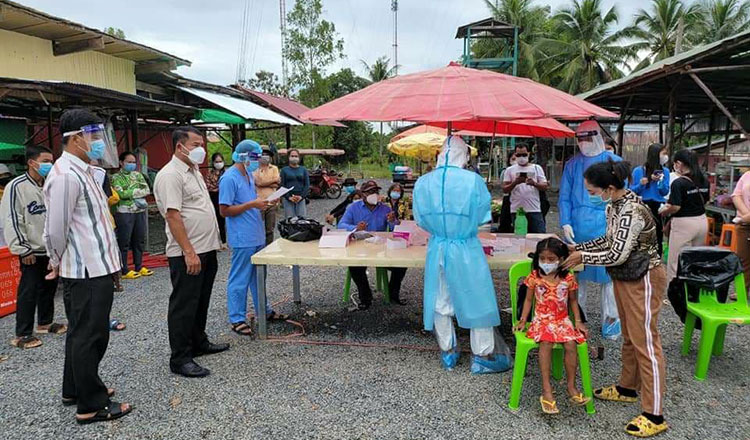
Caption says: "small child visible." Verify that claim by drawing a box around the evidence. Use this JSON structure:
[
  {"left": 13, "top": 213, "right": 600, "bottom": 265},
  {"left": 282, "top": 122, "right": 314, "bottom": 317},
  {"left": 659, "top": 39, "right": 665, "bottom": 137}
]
[{"left": 513, "top": 237, "right": 590, "bottom": 414}]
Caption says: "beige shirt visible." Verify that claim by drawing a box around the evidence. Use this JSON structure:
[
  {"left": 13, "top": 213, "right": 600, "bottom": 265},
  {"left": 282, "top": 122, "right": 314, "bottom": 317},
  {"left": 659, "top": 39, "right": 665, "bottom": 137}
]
[
  {"left": 154, "top": 156, "right": 221, "bottom": 257},
  {"left": 253, "top": 165, "right": 281, "bottom": 200}
]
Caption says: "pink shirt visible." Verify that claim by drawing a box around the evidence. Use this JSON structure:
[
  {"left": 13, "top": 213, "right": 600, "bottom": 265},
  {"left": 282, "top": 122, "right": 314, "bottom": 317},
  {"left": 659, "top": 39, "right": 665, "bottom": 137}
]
[{"left": 733, "top": 171, "right": 750, "bottom": 213}]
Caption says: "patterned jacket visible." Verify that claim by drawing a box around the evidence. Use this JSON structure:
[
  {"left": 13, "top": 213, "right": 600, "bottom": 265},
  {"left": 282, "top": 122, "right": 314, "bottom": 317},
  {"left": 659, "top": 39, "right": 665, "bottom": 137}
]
[
  {"left": 111, "top": 170, "right": 151, "bottom": 214},
  {"left": 576, "top": 190, "right": 661, "bottom": 269}
]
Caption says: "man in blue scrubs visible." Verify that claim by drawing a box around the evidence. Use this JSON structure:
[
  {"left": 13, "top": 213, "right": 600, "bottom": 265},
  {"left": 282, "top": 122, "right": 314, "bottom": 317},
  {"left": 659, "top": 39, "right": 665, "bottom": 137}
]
[{"left": 219, "top": 140, "right": 286, "bottom": 336}]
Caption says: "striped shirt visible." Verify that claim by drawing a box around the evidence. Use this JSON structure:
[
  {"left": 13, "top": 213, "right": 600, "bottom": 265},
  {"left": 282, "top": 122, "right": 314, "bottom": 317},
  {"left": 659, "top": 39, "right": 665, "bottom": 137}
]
[{"left": 43, "top": 152, "right": 121, "bottom": 279}]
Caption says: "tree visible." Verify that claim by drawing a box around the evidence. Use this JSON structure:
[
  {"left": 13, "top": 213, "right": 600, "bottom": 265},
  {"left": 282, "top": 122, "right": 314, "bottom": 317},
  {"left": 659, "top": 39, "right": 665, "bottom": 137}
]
[
  {"left": 537, "top": 0, "right": 639, "bottom": 94},
  {"left": 479, "top": 0, "right": 552, "bottom": 80},
  {"left": 326, "top": 68, "right": 370, "bottom": 100},
  {"left": 361, "top": 56, "right": 398, "bottom": 82},
  {"left": 696, "top": 0, "right": 750, "bottom": 43},
  {"left": 104, "top": 27, "right": 126, "bottom": 39},
  {"left": 631, "top": 0, "right": 704, "bottom": 70},
  {"left": 245, "top": 70, "right": 288, "bottom": 96}
]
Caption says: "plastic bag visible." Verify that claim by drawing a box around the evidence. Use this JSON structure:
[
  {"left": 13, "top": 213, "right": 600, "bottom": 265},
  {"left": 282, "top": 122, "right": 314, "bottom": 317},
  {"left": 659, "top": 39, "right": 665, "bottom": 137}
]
[
  {"left": 677, "top": 247, "right": 742, "bottom": 290},
  {"left": 277, "top": 217, "right": 323, "bottom": 242}
]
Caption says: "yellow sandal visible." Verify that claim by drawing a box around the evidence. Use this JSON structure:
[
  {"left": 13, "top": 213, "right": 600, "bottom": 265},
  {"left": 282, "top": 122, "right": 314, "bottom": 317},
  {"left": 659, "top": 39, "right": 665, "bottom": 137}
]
[
  {"left": 539, "top": 396, "right": 559, "bottom": 414},
  {"left": 594, "top": 385, "right": 638, "bottom": 403},
  {"left": 625, "top": 415, "right": 668, "bottom": 437},
  {"left": 568, "top": 393, "right": 591, "bottom": 406}
]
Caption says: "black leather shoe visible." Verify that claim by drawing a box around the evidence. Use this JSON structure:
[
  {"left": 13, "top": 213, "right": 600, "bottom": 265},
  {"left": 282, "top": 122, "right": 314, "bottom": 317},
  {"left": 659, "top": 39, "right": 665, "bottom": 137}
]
[
  {"left": 171, "top": 361, "right": 210, "bottom": 378},
  {"left": 390, "top": 298, "right": 407, "bottom": 306},
  {"left": 194, "top": 342, "right": 230, "bottom": 357}
]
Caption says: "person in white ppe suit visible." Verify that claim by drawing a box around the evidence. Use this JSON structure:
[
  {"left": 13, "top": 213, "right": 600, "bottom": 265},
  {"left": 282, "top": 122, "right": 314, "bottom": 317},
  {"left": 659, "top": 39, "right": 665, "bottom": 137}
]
[
  {"left": 558, "top": 120, "right": 622, "bottom": 340},
  {"left": 413, "top": 136, "right": 511, "bottom": 373}
]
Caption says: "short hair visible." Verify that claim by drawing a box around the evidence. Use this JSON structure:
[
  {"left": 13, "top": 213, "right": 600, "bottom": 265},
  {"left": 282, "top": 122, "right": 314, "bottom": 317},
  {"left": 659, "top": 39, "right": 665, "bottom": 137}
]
[
  {"left": 514, "top": 143, "right": 530, "bottom": 152},
  {"left": 119, "top": 151, "right": 136, "bottom": 162},
  {"left": 25, "top": 145, "right": 52, "bottom": 162},
  {"left": 172, "top": 126, "right": 203, "bottom": 149},
  {"left": 59, "top": 109, "right": 102, "bottom": 145},
  {"left": 605, "top": 138, "right": 617, "bottom": 148},
  {"left": 288, "top": 148, "right": 300, "bottom": 156}
]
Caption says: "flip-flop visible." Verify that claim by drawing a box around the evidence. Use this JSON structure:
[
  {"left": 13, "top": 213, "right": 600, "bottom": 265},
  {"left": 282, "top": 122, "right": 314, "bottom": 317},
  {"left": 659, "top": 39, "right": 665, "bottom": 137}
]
[
  {"left": 76, "top": 402, "right": 133, "bottom": 425},
  {"left": 267, "top": 311, "right": 289, "bottom": 321},
  {"left": 568, "top": 392, "right": 591, "bottom": 406},
  {"left": 540, "top": 396, "right": 559, "bottom": 414},
  {"left": 625, "top": 415, "right": 669, "bottom": 437},
  {"left": 37, "top": 323, "right": 67, "bottom": 335},
  {"left": 109, "top": 320, "right": 126, "bottom": 332},
  {"left": 594, "top": 385, "right": 638, "bottom": 403},
  {"left": 231, "top": 322, "right": 253, "bottom": 336},
  {"left": 10, "top": 336, "right": 42, "bottom": 349}
]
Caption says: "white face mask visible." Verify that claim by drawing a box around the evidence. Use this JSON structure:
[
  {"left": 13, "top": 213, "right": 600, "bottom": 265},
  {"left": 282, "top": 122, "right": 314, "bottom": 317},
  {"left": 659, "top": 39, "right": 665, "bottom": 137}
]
[
  {"left": 579, "top": 142, "right": 601, "bottom": 157},
  {"left": 214, "top": 161, "right": 224, "bottom": 170},
  {"left": 516, "top": 156, "right": 529, "bottom": 166},
  {"left": 660, "top": 154, "right": 669, "bottom": 166},
  {"left": 182, "top": 145, "right": 206, "bottom": 165},
  {"left": 366, "top": 194, "right": 379, "bottom": 206},
  {"left": 539, "top": 261, "right": 559, "bottom": 275}
]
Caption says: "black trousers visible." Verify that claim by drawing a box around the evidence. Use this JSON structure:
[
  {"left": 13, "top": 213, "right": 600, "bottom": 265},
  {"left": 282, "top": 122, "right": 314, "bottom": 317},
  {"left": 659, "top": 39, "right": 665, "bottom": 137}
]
[
  {"left": 349, "top": 267, "right": 407, "bottom": 306},
  {"left": 15, "top": 255, "right": 58, "bottom": 337},
  {"left": 114, "top": 211, "right": 146, "bottom": 274},
  {"left": 209, "top": 191, "right": 226, "bottom": 243},
  {"left": 167, "top": 251, "right": 217, "bottom": 369},
  {"left": 645, "top": 200, "right": 665, "bottom": 257},
  {"left": 62, "top": 274, "right": 114, "bottom": 414}
]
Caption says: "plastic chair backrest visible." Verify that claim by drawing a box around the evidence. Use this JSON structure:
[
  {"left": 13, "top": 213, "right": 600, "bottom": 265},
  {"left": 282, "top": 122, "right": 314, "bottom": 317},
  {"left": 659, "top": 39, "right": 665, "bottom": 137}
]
[
  {"left": 509, "top": 260, "right": 532, "bottom": 326},
  {"left": 692, "top": 274, "right": 748, "bottom": 309}
]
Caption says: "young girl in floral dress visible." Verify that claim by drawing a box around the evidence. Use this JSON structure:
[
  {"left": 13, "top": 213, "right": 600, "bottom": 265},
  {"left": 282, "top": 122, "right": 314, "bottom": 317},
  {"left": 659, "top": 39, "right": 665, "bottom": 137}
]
[{"left": 514, "top": 237, "right": 589, "bottom": 414}]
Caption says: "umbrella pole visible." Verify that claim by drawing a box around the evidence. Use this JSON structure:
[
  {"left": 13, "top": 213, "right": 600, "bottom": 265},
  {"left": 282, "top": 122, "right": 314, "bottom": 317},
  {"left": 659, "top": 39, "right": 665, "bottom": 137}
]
[
  {"left": 489, "top": 121, "right": 497, "bottom": 183},
  {"left": 447, "top": 121, "right": 453, "bottom": 136}
]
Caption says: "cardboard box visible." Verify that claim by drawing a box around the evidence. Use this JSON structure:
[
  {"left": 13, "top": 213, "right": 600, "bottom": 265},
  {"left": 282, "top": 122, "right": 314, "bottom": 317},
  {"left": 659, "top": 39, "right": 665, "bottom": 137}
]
[{"left": 0, "top": 247, "right": 21, "bottom": 318}]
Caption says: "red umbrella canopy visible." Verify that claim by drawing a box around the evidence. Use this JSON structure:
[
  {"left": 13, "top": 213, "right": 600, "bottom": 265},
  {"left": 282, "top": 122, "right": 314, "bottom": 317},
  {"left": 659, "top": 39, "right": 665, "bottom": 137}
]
[
  {"left": 428, "top": 118, "right": 574, "bottom": 138},
  {"left": 302, "top": 62, "right": 617, "bottom": 122}
]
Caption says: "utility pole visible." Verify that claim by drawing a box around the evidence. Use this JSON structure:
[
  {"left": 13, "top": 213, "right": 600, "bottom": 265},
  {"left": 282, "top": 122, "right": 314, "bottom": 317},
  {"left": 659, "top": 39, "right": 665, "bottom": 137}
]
[
  {"left": 279, "top": 0, "right": 289, "bottom": 94},
  {"left": 235, "top": 0, "right": 251, "bottom": 84},
  {"left": 391, "top": 0, "right": 398, "bottom": 76}
]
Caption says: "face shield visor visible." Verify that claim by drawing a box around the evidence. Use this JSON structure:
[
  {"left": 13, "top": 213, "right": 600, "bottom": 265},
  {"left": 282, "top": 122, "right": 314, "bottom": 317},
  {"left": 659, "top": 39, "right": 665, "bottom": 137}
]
[
  {"left": 64, "top": 124, "right": 110, "bottom": 161},
  {"left": 575, "top": 121, "right": 605, "bottom": 157}
]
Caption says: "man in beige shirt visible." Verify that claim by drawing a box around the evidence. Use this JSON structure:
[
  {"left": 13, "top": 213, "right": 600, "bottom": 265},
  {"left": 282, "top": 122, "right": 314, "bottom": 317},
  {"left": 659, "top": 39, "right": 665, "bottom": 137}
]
[
  {"left": 153, "top": 126, "right": 228, "bottom": 379},
  {"left": 253, "top": 150, "right": 281, "bottom": 245}
]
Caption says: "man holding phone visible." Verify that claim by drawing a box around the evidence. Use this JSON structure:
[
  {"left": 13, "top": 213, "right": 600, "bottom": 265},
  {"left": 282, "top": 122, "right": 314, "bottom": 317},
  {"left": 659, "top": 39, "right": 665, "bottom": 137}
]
[{"left": 502, "top": 144, "right": 549, "bottom": 233}]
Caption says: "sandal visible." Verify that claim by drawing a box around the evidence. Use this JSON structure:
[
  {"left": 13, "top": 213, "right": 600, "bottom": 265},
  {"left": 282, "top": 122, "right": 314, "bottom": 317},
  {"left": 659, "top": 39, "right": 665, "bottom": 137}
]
[
  {"left": 625, "top": 415, "right": 669, "bottom": 437},
  {"left": 231, "top": 322, "right": 253, "bottom": 336},
  {"left": 109, "top": 320, "right": 126, "bottom": 332},
  {"left": 10, "top": 335, "right": 42, "bottom": 349},
  {"left": 37, "top": 323, "right": 67, "bottom": 335},
  {"left": 267, "top": 311, "right": 289, "bottom": 321},
  {"left": 594, "top": 385, "right": 638, "bottom": 403},
  {"left": 568, "top": 392, "right": 591, "bottom": 406},
  {"left": 63, "top": 388, "right": 115, "bottom": 406},
  {"left": 76, "top": 402, "right": 133, "bottom": 425},
  {"left": 539, "top": 396, "right": 559, "bottom": 414}
]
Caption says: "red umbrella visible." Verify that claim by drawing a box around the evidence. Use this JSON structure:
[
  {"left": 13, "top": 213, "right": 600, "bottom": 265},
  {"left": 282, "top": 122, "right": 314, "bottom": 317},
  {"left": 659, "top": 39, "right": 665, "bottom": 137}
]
[
  {"left": 392, "top": 119, "right": 573, "bottom": 141},
  {"left": 302, "top": 62, "right": 617, "bottom": 123}
]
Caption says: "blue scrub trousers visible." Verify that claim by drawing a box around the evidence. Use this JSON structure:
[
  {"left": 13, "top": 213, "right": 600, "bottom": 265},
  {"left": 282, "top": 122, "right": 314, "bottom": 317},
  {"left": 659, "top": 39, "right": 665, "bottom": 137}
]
[{"left": 227, "top": 245, "right": 272, "bottom": 324}]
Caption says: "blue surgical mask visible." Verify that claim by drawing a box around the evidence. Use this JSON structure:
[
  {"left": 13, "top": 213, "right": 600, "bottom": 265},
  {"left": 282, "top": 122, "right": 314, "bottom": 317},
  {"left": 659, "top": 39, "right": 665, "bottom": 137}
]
[
  {"left": 344, "top": 186, "right": 355, "bottom": 194},
  {"left": 246, "top": 160, "right": 260, "bottom": 172},
  {"left": 36, "top": 162, "right": 52, "bottom": 178},
  {"left": 539, "top": 262, "right": 559, "bottom": 275},
  {"left": 589, "top": 191, "right": 611, "bottom": 206},
  {"left": 390, "top": 191, "right": 401, "bottom": 200},
  {"left": 124, "top": 163, "right": 137, "bottom": 172},
  {"left": 87, "top": 140, "right": 106, "bottom": 160}
]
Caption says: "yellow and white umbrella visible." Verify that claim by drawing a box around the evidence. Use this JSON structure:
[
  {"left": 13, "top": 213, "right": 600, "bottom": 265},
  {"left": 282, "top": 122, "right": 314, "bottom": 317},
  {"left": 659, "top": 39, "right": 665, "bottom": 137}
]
[{"left": 387, "top": 132, "right": 477, "bottom": 162}]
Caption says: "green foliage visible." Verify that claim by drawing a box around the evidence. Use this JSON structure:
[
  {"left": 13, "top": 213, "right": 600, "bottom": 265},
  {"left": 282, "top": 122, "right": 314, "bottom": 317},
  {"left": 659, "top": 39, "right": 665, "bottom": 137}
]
[
  {"left": 104, "top": 27, "right": 126, "bottom": 39},
  {"left": 695, "top": 0, "right": 750, "bottom": 43},
  {"left": 245, "top": 70, "right": 288, "bottom": 96},
  {"left": 361, "top": 56, "right": 398, "bottom": 82}
]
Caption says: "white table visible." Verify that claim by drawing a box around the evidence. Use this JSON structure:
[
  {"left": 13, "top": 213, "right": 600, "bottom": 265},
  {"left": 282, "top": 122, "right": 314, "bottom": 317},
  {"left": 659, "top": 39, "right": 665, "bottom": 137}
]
[{"left": 251, "top": 233, "right": 552, "bottom": 338}]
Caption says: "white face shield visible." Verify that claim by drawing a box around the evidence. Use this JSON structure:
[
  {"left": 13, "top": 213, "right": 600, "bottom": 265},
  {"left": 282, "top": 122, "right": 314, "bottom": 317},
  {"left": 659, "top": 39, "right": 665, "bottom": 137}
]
[
  {"left": 575, "top": 120, "right": 605, "bottom": 157},
  {"left": 437, "top": 136, "right": 470, "bottom": 168}
]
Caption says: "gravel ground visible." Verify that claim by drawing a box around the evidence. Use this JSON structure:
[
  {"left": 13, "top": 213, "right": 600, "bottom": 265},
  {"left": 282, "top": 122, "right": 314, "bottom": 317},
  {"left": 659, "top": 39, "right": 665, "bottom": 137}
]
[{"left": 1, "top": 180, "right": 749, "bottom": 439}]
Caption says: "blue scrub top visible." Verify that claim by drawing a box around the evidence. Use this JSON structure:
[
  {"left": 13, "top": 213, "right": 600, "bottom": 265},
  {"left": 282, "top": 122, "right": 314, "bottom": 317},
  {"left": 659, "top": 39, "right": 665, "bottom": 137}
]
[{"left": 218, "top": 166, "right": 265, "bottom": 249}]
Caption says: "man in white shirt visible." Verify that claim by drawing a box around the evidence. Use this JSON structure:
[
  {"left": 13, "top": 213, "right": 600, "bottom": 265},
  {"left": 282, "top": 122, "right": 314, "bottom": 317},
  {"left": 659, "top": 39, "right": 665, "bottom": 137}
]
[{"left": 502, "top": 144, "right": 549, "bottom": 233}]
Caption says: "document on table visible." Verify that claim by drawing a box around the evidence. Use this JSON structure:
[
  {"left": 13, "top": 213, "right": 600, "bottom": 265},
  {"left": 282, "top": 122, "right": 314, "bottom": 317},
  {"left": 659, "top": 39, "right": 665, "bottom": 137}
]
[
  {"left": 318, "top": 230, "right": 353, "bottom": 248},
  {"left": 267, "top": 186, "right": 293, "bottom": 201}
]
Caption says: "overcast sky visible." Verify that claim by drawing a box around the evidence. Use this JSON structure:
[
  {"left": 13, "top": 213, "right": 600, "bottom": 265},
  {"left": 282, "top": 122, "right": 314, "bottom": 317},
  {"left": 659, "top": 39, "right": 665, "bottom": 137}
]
[{"left": 21, "top": 0, "right": 645, "bottom": 86}]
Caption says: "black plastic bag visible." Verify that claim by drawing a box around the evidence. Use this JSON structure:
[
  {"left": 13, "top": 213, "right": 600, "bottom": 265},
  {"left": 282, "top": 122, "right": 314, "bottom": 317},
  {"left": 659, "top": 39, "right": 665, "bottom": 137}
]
[{"left": 277, "top": 217, "right": 323, "bottom": 242}]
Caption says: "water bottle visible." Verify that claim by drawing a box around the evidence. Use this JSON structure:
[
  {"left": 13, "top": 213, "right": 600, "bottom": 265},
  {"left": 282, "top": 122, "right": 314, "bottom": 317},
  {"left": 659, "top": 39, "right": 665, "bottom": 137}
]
[{"left": 514, "top": 208, "right": 528, "bottom": 236}]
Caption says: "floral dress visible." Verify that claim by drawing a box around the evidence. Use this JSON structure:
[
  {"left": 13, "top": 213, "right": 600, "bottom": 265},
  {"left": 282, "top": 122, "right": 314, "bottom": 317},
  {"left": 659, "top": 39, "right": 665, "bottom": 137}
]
[{"left": 524, "top": 270, "right": 585, "bottom": 343}]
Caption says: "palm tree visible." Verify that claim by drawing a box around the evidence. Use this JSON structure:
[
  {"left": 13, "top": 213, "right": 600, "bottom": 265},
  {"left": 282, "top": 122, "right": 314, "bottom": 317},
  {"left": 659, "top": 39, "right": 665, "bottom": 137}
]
[
  {"left": 477, "top": 0, "right": 552, "bottom": 80},
  {"left": 696, "top": 0, "right": 750, "bottom": 43},
  {"left": 537, "top": 0, "right": 640, "bottom": 94},
  {"left": 361, "top": 56, "right": 398, "bottom": 83},
  {"left": 631, "top": 0, "right": 704, "bottom": 71}
]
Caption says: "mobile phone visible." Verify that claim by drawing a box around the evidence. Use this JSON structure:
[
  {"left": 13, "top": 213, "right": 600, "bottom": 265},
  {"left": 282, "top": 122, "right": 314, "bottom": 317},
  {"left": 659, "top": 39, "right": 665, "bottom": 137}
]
[{"left": 519, "top": 172, "right": 528, "bottom": 179}]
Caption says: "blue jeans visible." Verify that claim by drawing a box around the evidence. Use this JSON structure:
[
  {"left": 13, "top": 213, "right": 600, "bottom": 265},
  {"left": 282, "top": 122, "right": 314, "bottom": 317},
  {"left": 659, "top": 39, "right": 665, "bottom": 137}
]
[
  {"left": 513, "top": 211, "right": 546, "bottom": 233},
  {"left": 227, "top": 245, "right": 272, "bottom": 324},
  {"left": 282, "top": 197, "right": 307, "bottom": 219}
]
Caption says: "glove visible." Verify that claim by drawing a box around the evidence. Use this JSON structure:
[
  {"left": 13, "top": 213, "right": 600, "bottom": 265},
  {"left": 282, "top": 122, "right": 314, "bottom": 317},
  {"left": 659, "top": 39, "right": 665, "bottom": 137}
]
[{"left": 562, "top": 225, "right": 576, "bottom": 244}]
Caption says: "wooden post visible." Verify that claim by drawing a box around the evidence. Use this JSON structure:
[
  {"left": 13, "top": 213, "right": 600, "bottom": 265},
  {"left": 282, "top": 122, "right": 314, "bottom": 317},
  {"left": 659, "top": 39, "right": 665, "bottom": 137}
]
[
  {"left": 47, "top": 105, "right": 53, "bottom": 151},
  {"left": 705, "top": 110, "right": 714, "bottom": 169},
  {"left": 723, "top": 118, "right": 731, "bottom": 160},
  {"left": 658, "top": 112, "right": 664, "bottom": 144},
  {"left": 285, "top": 124, "right": 292, "bottom": 149},
  {"left": 616, "top": 96, "right": 633, "bottom": 152},
  {"left": 689, "top": 72, "right": 750, "bottom": 139},
  {"left": 130, "top": 110, "right": 139, "bottom": 151},
  {"left": 666, "top": 93, "right": 677, "bottom": 153}
]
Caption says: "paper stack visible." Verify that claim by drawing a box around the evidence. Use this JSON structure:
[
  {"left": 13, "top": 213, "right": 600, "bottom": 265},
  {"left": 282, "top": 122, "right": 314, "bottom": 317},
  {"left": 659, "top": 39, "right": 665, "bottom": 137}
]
[
  {"left": 318, "top": 230, "right": 353, "bottom": 248},
  {"left": 393, "top": 221, "right": 430, "bottom": 246}
]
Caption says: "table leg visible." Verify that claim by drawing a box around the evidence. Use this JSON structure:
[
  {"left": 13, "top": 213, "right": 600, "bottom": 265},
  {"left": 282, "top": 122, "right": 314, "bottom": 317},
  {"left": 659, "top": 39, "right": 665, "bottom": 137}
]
[
  {"left": 257, "top": 264, "right": 267, "bottom": 339},
  {"left": 292, "top": 265, "right": 301, "bottom": 305}
]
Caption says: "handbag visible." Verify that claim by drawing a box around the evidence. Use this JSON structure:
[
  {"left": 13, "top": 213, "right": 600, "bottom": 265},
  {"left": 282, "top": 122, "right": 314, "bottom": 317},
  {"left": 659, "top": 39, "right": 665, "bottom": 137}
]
[{"left": 277, "top": 217, "right": 323, "bottom": 242}]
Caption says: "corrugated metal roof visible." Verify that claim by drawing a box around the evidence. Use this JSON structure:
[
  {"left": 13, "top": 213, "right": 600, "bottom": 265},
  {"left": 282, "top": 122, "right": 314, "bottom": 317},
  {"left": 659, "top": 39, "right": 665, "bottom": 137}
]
[
  {"left": 239, "top": 88, "right": 346, "bottom": 127},
  {"left": 177, "top": 87, "right": 301, "bottom": 126}
]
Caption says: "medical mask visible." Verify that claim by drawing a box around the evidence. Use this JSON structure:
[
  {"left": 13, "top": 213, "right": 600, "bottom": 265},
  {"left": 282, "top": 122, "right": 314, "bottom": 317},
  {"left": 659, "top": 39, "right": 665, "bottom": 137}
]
[
  {"left": 183, "top": 146, "right": 206, "bottom": 165},
  {"left": 289, "top": 157, "right": 300, "bottom": 166},
  {"left": 86, "top": 139, "right": 106, "bottom": 160},
  {"left": 246, "top": 160, "right": 260, "bottom": 172},
  {"left": 390, "top": 191, "right": 401, "bottom": 200},
  {"left": 214, "top": 161, "right": 224, "bottom": 170},
  {"left": 344, "top": 185, "right": 355, "bottom": 194},
  {"left": 35, "top": 161, "right": 52, "bottom": 178},
  {"left": 539, "top": 262, "right": 559, "bottom": 275},
  {"left": 589, "top": 191, "right": 611, "bottom": 206},
  {"left": 516, "top": 156, "right": 529, "bottom": 166},
  {"left": 124, "top": 163, "right": 137, "bottom": 172},
  {"left": 260, "top": 156, "right": 271, "bottom": 165},
  {"left": 660, "top": 154, "right": 669, "bottom": 166},
  {"left": 366, "top": 194, "right": 379, "bottom": 205}
]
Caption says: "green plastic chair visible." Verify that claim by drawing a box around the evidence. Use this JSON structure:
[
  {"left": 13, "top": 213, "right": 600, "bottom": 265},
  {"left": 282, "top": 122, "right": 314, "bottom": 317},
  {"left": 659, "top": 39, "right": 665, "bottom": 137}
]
[
  {"left": 343, "top": 268, "right": 390, "bottom": 303},
  {"left": 681, "top": 273, "right": 750, "bottom": 381},
  {"left": 508, "top": 260, "right": 595, "bottom": 414}
]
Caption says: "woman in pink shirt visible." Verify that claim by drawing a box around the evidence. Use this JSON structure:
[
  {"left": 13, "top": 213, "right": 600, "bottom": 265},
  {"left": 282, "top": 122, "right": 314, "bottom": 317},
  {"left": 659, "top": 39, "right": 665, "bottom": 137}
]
[{"left": 732, "top": 170, "right": 750, "bottom": 282}]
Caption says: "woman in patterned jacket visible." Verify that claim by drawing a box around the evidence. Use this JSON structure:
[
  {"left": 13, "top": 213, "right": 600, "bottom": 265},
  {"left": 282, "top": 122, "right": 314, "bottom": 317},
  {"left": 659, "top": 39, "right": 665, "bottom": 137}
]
[{"left": 562, "top": 160, "right": 668, "bottom": 438}]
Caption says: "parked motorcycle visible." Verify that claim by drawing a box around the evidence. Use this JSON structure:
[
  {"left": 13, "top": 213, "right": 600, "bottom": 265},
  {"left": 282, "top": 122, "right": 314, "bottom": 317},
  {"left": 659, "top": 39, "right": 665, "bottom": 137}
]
[{"left": 309, "top": 168, "right": 342, "bottom": 199}]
